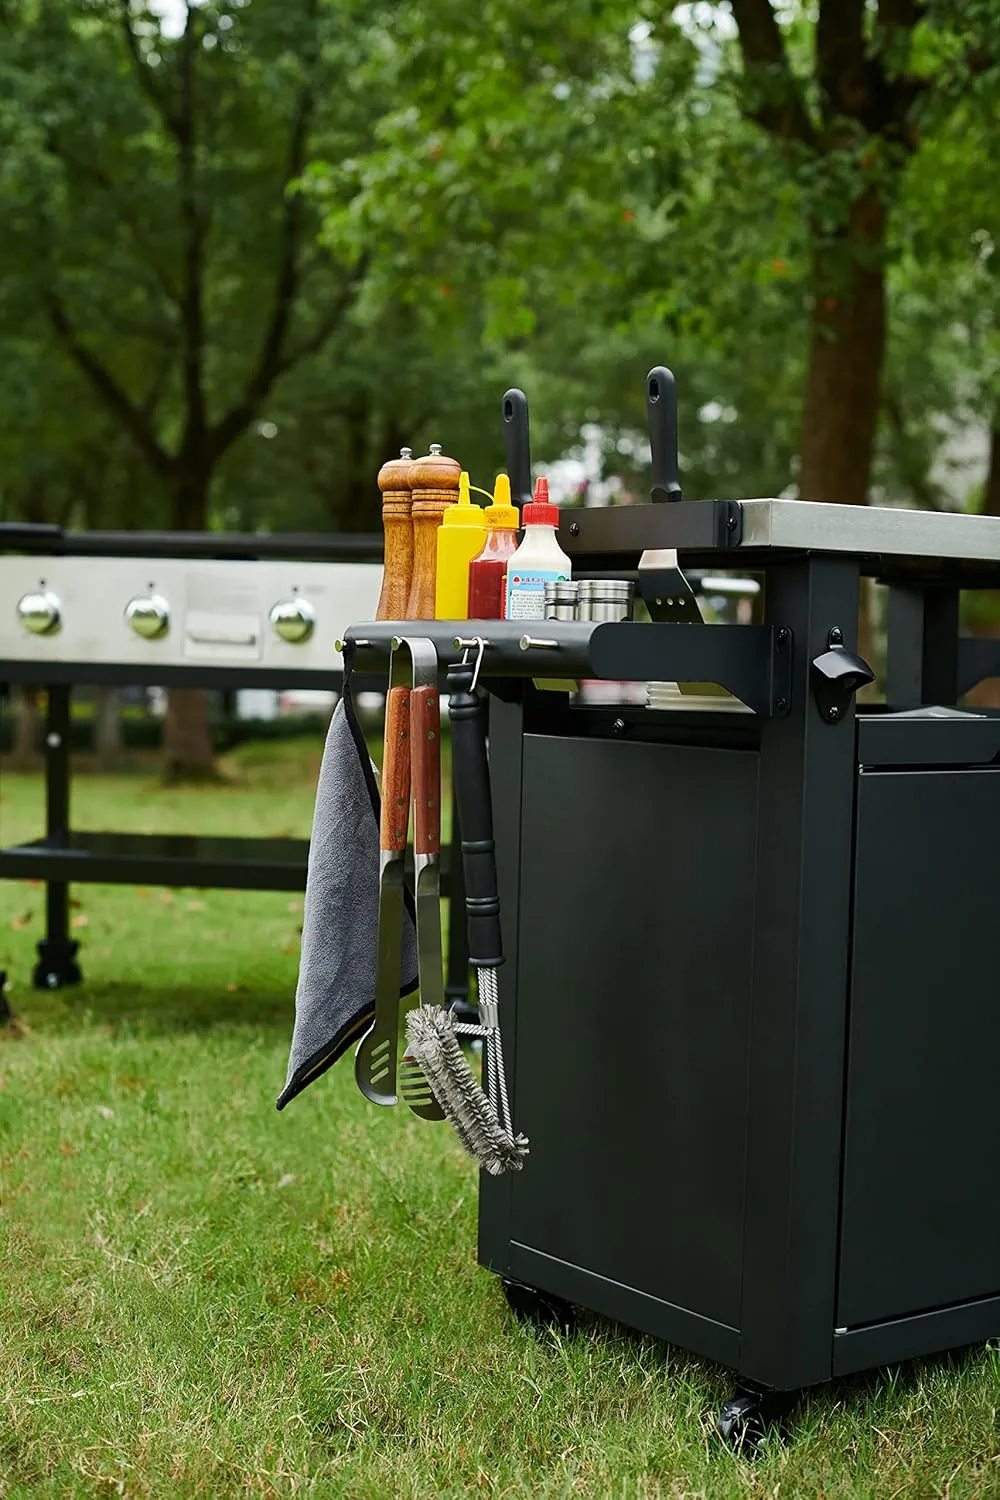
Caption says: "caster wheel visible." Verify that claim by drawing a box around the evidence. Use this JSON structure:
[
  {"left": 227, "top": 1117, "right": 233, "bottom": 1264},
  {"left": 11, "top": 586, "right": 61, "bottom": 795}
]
[
  {"left": 502, "top": 1278, "right": 576, "bottom": 1334},
  {"left": 717, "top": 1392, "right": 768, "bottom": 1453},
  {"left": 717, "top": 1387, "right": 793, "bottom": 1454}
]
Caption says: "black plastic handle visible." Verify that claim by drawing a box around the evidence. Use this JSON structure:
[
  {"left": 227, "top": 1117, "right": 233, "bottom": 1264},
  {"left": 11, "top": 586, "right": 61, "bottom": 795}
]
[
  {"left": 501, "top": 388, "right": 532, "bottom": 510},
  {"left": 446, "top": 661, "right": 504, "bottom": 969},
  {"left": 646, "top": 366, "right": 682, "bottom": 504}
]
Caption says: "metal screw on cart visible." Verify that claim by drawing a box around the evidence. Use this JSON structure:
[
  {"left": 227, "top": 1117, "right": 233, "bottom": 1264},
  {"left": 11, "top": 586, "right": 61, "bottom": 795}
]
[
  {"left": 612, "top": 718, "right": 626, "bottom": 736},
  {"left": 829, "top": 626, "right": 843, "bottom": 645},
  {"left": 777, "top": 628, "right": 789, "bottom": 645},
  {"left": 828, "top": 705, "right": 841, "bottom": 721},
  {"left": 570, "top": 522, "right": 580, "bottom": 536}
]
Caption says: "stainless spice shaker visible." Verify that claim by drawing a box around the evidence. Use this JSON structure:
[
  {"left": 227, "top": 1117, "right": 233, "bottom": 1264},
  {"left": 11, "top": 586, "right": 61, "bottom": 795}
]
[
  {"left": 577, "top": 579, "right": 635, "bottom": 623},
  {"left": 543, "top": 580, "right": 580, "bottom": 621}
]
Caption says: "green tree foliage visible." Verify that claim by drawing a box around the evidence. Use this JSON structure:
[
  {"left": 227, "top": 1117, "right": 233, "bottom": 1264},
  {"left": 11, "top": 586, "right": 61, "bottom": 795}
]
[{"left": 0, "top": 0, "right": 379, "bottom": 532}]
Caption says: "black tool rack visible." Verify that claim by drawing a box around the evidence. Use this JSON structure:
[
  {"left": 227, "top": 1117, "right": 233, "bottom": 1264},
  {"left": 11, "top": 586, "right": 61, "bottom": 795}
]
[
  {"left": 347, "top": 496, "right": 1000, "bottom": 1443},
  {"left": 0, "top": 526, "right": 469, "bottom": 1008}
]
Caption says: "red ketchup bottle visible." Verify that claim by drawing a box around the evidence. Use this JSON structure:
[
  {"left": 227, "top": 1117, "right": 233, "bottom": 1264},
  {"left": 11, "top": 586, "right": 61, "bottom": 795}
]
[{"left": 467, "top": 473, "right": 520, "bottom": 620}]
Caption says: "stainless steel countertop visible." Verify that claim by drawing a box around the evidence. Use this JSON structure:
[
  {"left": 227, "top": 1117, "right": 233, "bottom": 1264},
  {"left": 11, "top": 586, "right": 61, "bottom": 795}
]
[{"left": 738, "top": 500, "right": 1000, "bottom": 563}]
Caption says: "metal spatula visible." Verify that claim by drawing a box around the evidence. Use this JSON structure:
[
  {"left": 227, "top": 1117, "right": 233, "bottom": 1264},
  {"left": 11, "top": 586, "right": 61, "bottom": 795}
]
[
  {"left": 639, "top": 366, "right": 704, "bottom": 627},
  {"left": 355, "top": 652, "right": 411, "bottom": 1106},
  {"left": 399, "top": 639, "right": 447, "bottom": 1122}
]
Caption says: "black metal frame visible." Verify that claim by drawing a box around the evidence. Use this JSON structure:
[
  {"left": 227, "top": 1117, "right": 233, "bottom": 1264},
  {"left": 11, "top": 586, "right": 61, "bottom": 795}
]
[
  {"left": 0, "top": 523, "right": 383, "bottom": 562},
  {"left": 0, "top": 674, "right": 468, "bottom": 1002}
]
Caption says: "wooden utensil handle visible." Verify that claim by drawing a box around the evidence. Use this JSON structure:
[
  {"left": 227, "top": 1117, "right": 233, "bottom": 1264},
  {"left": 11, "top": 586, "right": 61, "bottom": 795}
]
[
  {"left": 409, "top": 685, "right": 440, "bottom": 857},
  {"left": 380, "top": 686, "right": 411, "bottom": 853}
]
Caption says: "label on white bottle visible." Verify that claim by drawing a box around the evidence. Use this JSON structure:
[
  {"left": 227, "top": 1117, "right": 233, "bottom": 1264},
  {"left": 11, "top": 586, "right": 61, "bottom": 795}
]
[{"left": 505, "top": 568, "right": 569, "bottom": 620}]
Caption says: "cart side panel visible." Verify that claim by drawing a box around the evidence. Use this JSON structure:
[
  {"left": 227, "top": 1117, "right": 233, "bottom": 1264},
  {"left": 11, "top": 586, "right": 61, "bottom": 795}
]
[
  {"left": 838, "top": 765, "right": 1000, "bottom": 1328},
  {"left": 506, "top": 732, "right": 759, "bottom": 1330}
]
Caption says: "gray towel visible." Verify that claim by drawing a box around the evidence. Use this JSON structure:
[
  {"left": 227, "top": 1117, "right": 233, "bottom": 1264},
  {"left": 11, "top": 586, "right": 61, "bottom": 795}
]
[{"left": 277, "top": 660, "right": 417, "bottom": 1109}]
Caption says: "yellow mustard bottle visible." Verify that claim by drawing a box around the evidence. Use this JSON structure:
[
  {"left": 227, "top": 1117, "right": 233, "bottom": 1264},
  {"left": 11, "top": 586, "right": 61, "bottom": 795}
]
[{"left": 434, "top": 470, "right": 487, "bottom": 620}]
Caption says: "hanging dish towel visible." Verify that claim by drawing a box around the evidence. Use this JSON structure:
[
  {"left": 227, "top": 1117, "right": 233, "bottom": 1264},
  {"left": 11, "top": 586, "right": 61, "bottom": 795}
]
[{"left": 277, "top": 648, "right": 417, "bottom": 1109}]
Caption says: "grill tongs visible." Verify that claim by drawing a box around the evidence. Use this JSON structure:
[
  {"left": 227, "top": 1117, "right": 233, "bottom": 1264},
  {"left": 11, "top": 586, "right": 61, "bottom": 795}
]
[{"left": 355, "top": 637, "right": 445, "bottom": 1120}]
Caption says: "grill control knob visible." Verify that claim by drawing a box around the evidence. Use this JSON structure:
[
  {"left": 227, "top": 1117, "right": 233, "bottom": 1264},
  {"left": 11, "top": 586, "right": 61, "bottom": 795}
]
[
  {"left": 269, "top": 598, "right": 316, "bottom": 644},
  {"left": 17, "top": 590, "right": 61, "bottom": 636},
  {"left": 125, "top": 594, "right": 170, "bottom": 640}
]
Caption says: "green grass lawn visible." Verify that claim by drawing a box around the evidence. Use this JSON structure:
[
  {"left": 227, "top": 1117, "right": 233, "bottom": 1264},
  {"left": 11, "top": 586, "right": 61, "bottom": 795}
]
[{"left": 2, "top": 742, "right": 999, "bottom": 1497}]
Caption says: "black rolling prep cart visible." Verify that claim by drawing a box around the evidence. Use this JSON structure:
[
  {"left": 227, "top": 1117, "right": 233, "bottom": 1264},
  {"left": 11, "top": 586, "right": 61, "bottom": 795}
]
[{"left": 348, "top": 496, "right": 1000, "bottom": 1440}]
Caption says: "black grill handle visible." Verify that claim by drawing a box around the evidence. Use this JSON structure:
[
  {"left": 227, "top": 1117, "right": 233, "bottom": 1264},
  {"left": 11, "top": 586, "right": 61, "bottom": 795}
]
[
  {"left": 647, "top": 365, "right": 683, "bottom": 504},
  {"left": 501, "top": 387, "right": 532, "bottom": 510},
  {"left": 0, "top": 522, "right": 63, "bottom": 551},
  {"left": 446, "top": 661, "right": 503, "bottom": 970}
]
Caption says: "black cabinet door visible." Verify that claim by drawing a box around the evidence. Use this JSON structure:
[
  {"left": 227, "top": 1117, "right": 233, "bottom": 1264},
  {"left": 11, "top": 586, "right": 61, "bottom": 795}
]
[
  {"left": 509, "top": 733, "right": 759, "bottom": 1329},
  {"left": 839, "top": 767, "right": 1000, "bottom": 1328}
]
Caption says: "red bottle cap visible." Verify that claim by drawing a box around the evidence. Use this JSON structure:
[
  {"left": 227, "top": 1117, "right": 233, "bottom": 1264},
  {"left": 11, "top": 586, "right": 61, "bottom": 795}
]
[{"left": 522, "top": 476, "right": 558, "bottom": 527}]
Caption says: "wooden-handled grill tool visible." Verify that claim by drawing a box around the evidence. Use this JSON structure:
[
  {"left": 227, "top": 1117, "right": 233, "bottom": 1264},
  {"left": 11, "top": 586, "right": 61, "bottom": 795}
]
[
  {"left": 405, "top": 644, "right": 528, "bottom": 1175},
  {"left": 397, "top": 637, "right": 447, "bottom": 1121},
  {"left": 355, "top": 643, "right": 411, "bottom": 1106},
  {"left": 355, "top": 636, "right": 448, "bottom": 1117}
]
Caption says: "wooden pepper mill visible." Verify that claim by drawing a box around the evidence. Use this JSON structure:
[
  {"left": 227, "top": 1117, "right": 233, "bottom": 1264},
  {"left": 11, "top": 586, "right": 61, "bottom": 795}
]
[
  {"left": 375, "top": 446, "right": 415, "bottom": 622},
  {"left": 405, "top": 443, "right": 461, "bottom": 620}
]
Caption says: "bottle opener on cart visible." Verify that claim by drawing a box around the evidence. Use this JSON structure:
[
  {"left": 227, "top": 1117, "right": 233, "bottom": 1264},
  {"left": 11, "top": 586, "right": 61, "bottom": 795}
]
[
  {"left": 398, "top": 638, "right": 447, "bottom": 1122},
  {"left": 355, "top": 643, "right": 412, "bottom": 1106}
]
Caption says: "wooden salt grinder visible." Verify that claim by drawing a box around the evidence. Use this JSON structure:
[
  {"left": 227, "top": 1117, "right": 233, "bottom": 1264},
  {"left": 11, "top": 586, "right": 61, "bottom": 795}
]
[
  {"left": 375, "top": 447, "right": 415, "bottom": 622},
  {"left": 405, "top": 443, "right": 461, "bottom": 620}
]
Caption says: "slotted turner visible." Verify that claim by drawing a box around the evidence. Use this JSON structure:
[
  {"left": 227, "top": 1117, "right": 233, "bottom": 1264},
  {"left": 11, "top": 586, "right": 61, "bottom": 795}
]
[
  {"left": 398, "top": 638, "right": 447, "bottom": 1121},
  {"left": 355, "top": 651, "right": 411, "bottom": 1106},
  {"left": 639, "top": 365, "right": 704, "bottom": 627}
]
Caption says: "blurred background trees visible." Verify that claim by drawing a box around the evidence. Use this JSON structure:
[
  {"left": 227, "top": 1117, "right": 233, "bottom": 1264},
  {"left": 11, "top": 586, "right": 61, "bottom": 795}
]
[{"left": 1, "top": 0, "right": 999, "bottom": 760}]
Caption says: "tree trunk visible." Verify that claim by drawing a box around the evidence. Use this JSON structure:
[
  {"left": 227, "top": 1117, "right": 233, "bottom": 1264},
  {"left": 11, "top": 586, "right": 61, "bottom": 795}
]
[
  {"left": 798, "top": 186, "right": 887, "bottom": 671},
  {"left": 9, "top": 685, "right": 41, "bottom": 767},
  {"left": 93, "top": 685, "right": 123, "bottom": 769},
  {"left": 965, "top": 428, "right": 1000, "bottom": 709},
  {"left": 984, "top": 427, "right": 1000, "bottom": 519},
  {"left": 164, "top": 469, "right": 217, "bottom": 781},
  {"left": 163, "top": 687, "right": 219, "bottom": 784},
  {"left": 798, "top": 188, "right": 887, "bottom": 507}
]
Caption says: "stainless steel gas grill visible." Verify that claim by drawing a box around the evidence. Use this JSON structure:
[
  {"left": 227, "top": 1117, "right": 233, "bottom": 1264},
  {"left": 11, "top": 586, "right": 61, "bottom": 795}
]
[
  {"left": 0, "top": 525, "right": 466, "bottom": 1006},
  {"left": 345, "top": 495, "right": 1000, "bottom": 1444}
]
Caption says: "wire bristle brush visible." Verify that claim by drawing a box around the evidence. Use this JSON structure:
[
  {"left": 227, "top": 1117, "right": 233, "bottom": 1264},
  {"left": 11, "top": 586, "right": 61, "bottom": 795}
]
[{"left": 404, "top": 654, "right": 528, "bottom": 1175}]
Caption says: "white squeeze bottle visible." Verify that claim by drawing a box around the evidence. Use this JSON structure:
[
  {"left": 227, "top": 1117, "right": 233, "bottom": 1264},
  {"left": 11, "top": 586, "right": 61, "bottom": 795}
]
[{"left": 503, "top": 477, "right": 572, "bottom": 620}]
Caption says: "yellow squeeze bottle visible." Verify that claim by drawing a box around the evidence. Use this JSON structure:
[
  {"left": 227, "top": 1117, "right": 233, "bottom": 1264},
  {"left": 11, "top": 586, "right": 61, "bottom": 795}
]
[{"left": 434, "top": 470, "right": 487, "bottom": 620}]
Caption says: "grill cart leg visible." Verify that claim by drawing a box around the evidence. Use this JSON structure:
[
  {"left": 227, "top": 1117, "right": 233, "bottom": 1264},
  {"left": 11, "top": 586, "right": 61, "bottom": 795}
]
[{"left": 32, "top": 685, "right": 81, "bottom": 991}]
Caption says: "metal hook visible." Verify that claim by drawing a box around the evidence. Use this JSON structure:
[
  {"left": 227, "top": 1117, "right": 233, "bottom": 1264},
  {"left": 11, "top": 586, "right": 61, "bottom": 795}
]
[{"left": 453, "top": 635, "right": 487, "bottom": 693}]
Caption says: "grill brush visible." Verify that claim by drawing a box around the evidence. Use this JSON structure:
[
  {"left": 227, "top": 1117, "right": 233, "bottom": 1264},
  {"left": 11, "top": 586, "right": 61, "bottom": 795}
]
[{"left": 404, "top": 652, "right": 528, "bottom": 1175}]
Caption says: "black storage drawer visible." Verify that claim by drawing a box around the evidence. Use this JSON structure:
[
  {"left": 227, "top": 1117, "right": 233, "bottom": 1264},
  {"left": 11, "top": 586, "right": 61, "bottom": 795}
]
[
  {"left": 837, "top": 766, "right": 1000, "bottom": 1328},
  {"left": 507, "top": 733, "right": 759, "bottom": 1330}
]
